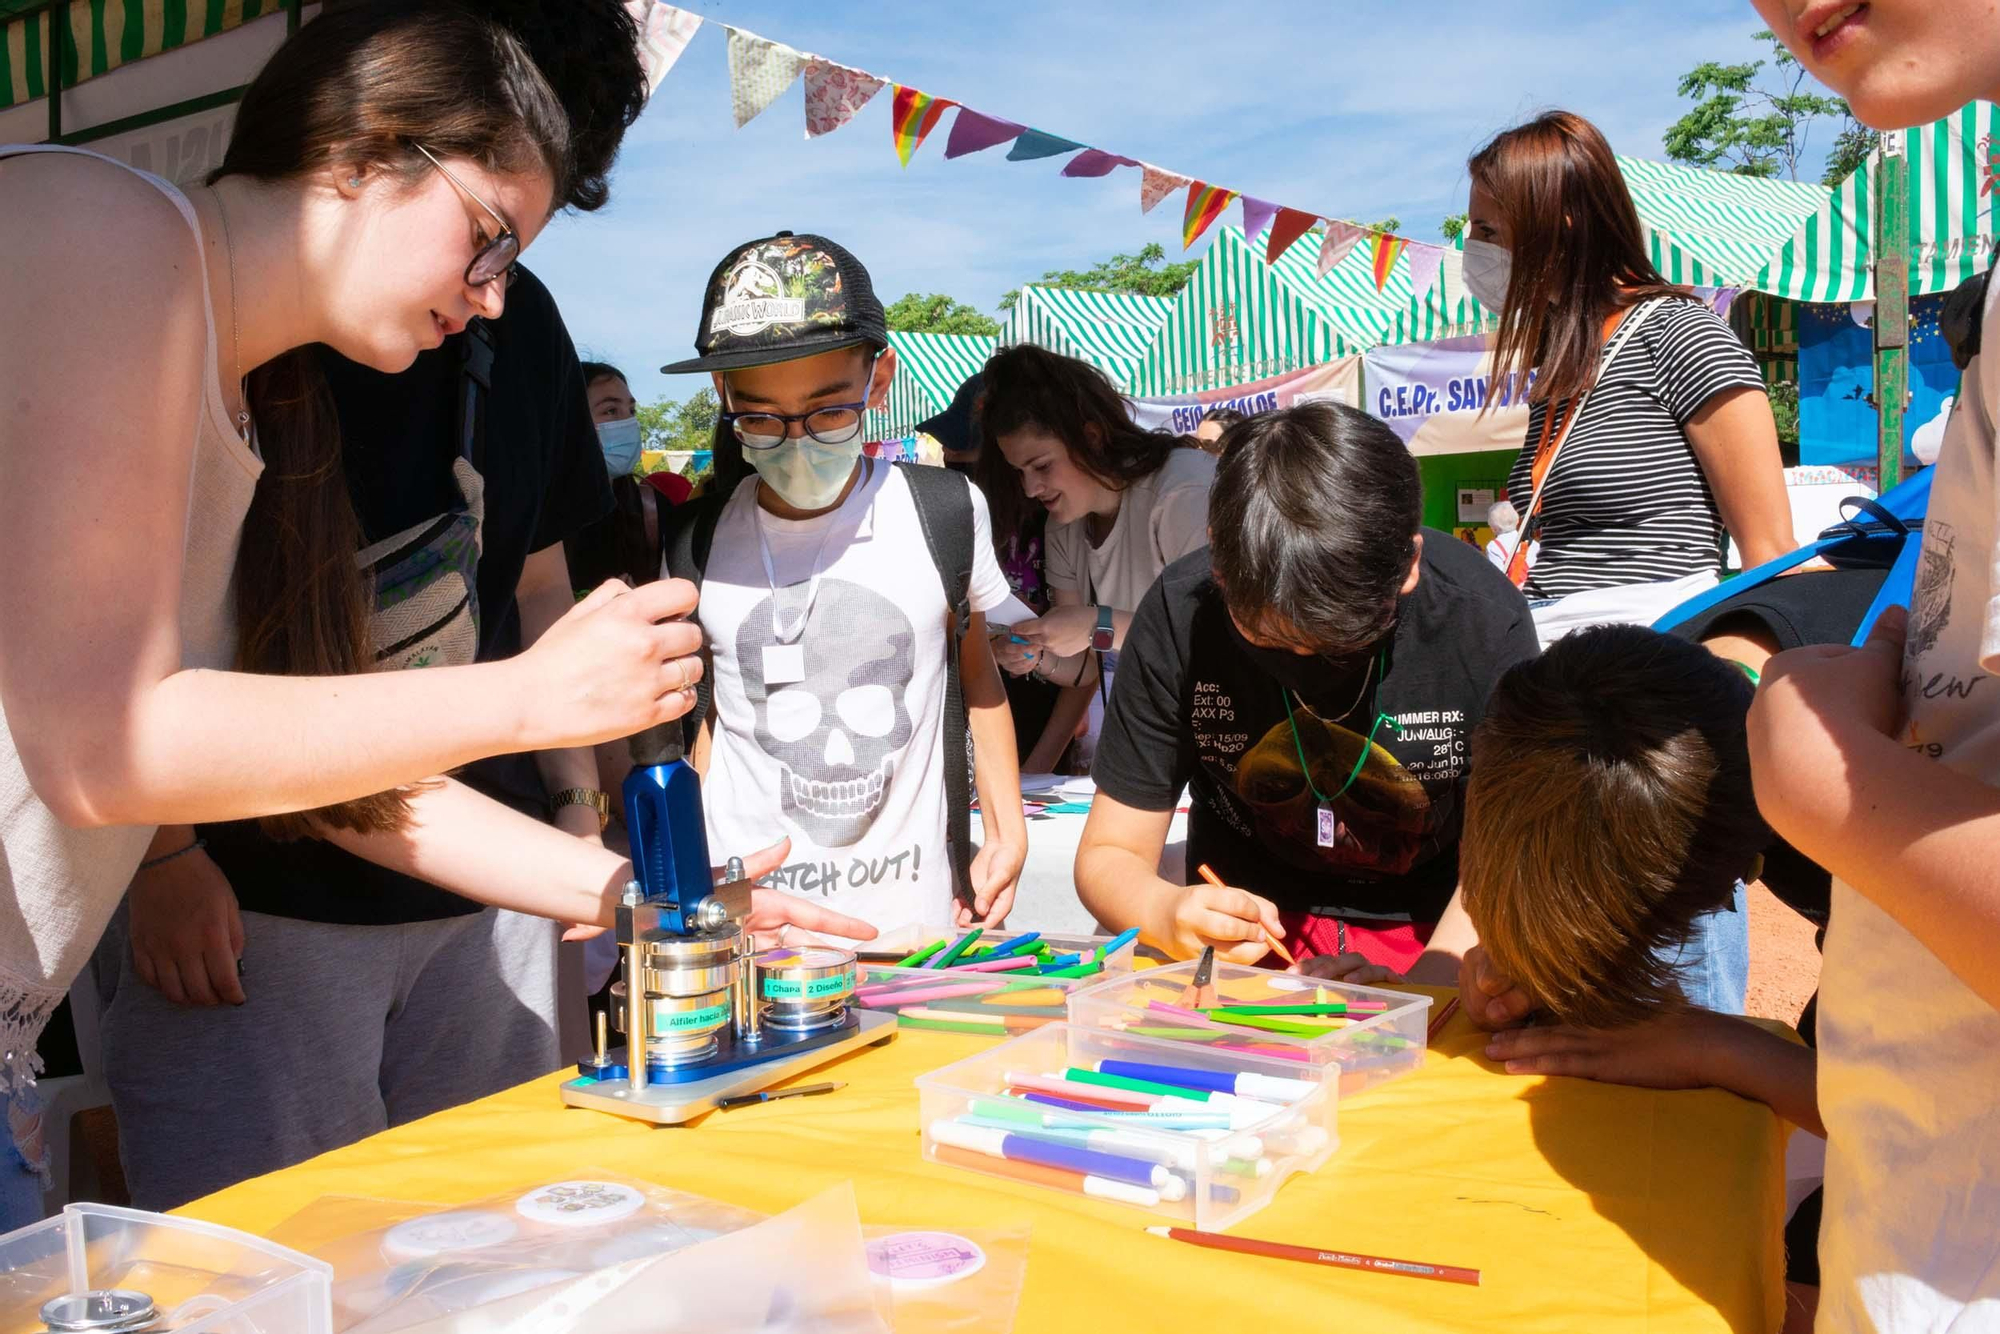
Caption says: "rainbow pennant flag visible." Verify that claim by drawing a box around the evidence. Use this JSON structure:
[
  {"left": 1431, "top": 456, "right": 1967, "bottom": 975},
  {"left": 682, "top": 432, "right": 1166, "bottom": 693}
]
[
  {"left": 1182, "top": 182, "right": 1238, "bottom": 250},
  {"left": 1369, "top": 233, "right": 1408, "bottom": 290},
  {"left": 891, "top": 86, "right": 954, "bottom": 167}
]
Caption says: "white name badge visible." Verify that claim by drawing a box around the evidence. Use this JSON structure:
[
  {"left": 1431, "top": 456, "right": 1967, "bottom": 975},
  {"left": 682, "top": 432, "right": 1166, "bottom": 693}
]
[{"left": 763, "top": 643, "right": 806, "bottom": 685}]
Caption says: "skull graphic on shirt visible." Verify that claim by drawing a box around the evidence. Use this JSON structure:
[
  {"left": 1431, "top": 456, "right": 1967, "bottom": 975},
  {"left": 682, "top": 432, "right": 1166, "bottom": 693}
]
[{"left": 736, "top": 579, "right": 915, "bottom": 846}]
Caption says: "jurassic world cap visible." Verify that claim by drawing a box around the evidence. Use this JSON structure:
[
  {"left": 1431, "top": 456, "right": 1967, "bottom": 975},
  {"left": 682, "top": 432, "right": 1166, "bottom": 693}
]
[{"left": 661, "top": 231, "right": 888, "bottom": 375}]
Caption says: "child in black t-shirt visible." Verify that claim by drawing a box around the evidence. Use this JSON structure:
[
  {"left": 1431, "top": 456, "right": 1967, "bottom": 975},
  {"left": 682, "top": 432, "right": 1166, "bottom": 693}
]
[{"left": 1078, "top": 403, "right": 1539, "bottom": 980}]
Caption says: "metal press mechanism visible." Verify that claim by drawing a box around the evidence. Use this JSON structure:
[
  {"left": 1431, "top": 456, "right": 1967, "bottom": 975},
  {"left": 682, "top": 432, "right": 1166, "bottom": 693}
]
[{"left": 559, "top": 723, "right": 893, "bottom": 1125}]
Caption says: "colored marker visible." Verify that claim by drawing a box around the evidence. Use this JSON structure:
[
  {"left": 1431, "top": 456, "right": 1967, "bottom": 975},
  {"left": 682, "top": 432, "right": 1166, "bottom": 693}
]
[
  {"left": 990, "top": 931, "right": 1043, "bottom": 958},
  {"left": 1145, "top": 1225, "right": 1479, "bottom": 1287},
  {"left": 1039, "top": 962, "right": 1104, "bottom": 980},
  {"left": 1095, "top": 926, "right": 1141, "bottom": 960},
  {"left": 1042, "top": 951, "right": 1086, "bottom": 969},
  {"left": 959, "top": 1115, "right": 1202, "bottom": 1171},
  {"left": 1208, "top": 1003, "right": 1367, "bottom": 1018},
  {"left": 1015, "top": 1093, "right": 1234, "bottom": 1131},
  {"left": 932, "top": 1143, "right": 1162, "bottom": 1208},
  {"left": 900, "top": 1007, "right": 1052, "bottom": 1032},
  {"left": 930, "top": 928, "right": 984, "bottom": 969},
  {"left": 853, "top": 981, "right": 1002, "bottom": 1006},
  {"left": 931, "top": 1119, "right": 1184, "bottom": 1194},
  {"left": 1098, "top": 1059, "right": 1318, "bottom": 1105},
  {"left": 949, "top": 954, "right": 1040, "bottom": 975},
  {"left": 1004, "top": 1071, "right": 1158, "bottom": 1107},
  {"left": 1205, "top": 1012, "right": 1340, "bottom": 1038},
  {"left": 892, "top": 939, "right": 947, "bottom": 968}
]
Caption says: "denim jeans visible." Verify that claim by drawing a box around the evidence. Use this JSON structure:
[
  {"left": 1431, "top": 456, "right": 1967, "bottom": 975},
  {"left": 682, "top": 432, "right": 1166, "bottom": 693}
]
[
  {"left": 1666, "top": 880, "right": 1751, "bottom": 1014},
  {"left": 0, "top": 1083, "right": 45, "bottom": 1233}
]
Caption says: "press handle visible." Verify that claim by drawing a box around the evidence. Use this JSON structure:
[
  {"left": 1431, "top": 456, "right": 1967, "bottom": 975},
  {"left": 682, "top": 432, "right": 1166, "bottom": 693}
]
[{"left": 628, "top": 722, "right": 685, "bottom": 768}]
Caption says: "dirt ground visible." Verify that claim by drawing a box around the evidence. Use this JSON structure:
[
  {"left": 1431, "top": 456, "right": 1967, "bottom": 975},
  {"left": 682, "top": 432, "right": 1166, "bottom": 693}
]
[{"left": 1745, "top": 881, "right": 1821, "bottom": 1026}]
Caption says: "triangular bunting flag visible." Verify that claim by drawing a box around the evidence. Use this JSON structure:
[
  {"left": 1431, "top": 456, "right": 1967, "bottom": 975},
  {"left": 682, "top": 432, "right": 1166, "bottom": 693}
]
[
  {"left": 891, "top": 85, "right": 955, "bottom": 166},
  {"left": 1406, "top": 241, "right": 1446, "bottom": 302},
  {"left": 944, "top": 108, "right": 1024, "bottom": 159},
  {"left": 1238, "top": 196, "right": 1280, "bottom": 242},
  {"left": 1007, "top": 129, "right": 1084, "bottom": 162},
  {"left": 725, "top": 27, "right": 805, "bottom": 128},
  {"left": 1265, "top": 207, "right": 1318, "bottom": 264},
  {"left": 1062, "top": 150, "right": 1139, "bottom": 178},
  {"left": 625, "top": 1, "right": 702, "bottom": 99},
  {"left": 1369, "top": 232, "right": 1409, "bottom": 290},
  {"left": 802, "top": 59, "right": 884, "bottom": 138},
  {"left": 1182, "top": 182, "right": 1238, "bottom": 249},
  {"left": 1317, "top": 221, "right": 1365, "bottom": 276},
  {"left": 1140, "top": 163, "right": 1193, "bottom": 214}
]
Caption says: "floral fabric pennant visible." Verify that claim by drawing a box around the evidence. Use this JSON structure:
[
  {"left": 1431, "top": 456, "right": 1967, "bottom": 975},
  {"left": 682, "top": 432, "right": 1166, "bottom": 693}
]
[
  {"left": 944, "top": 108, "right": 1025, "bottom": 159},
  {"left": 725, "top": 27, "right": 804, "bottom": 128},
  {"left": 1140, "top": 163, "right": 1193, "bottom": 214},
  {"left": 624, "top": 1, "right": 702, "bottom": 99},
  {"left": 802, "top": 59, "right": 884, "bottom": 138}
]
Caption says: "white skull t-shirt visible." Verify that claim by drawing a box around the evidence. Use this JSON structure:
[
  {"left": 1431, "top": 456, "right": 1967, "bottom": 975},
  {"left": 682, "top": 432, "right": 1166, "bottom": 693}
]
[{"left": 698, "top": 459, "right": 1010, "bottom": 935}]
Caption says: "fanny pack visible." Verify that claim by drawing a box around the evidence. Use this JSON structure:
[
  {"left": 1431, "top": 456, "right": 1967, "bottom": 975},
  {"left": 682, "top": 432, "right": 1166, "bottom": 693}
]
[{"left": 357, "top": 319, "right": 494, "bottom": 670}]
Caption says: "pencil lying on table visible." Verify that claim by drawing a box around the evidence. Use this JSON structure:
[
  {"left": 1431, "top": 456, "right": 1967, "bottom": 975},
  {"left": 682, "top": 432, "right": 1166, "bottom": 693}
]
[{"left": 1146, "top": 1225, "right": 1480, "bottom": 1286}]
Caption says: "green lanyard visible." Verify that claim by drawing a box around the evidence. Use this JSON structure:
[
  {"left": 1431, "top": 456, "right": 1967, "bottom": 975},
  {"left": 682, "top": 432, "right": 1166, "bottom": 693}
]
[{"left": 1279, "top": 648, "right": 1400, "bottom": 805}]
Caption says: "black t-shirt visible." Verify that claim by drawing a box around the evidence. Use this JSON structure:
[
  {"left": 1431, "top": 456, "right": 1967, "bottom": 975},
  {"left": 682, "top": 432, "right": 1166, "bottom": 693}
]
[
  {"left": 204, "top": 267, "right": 612, "bottom": 925},
  {"left": 1094, "top": 534, "right": 1540, "bottom": 922}
]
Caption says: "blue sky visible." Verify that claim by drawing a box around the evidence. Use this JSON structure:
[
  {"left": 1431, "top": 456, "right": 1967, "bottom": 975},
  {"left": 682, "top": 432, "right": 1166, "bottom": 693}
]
[{"left": 526, "top": 0, "right": 1843, "bottom": 408}]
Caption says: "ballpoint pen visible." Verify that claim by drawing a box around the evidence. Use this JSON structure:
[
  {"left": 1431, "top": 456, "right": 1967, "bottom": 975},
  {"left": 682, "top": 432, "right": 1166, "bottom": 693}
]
[{"left": 715, "top": 1081, "right": 845, "bottom": 1110}]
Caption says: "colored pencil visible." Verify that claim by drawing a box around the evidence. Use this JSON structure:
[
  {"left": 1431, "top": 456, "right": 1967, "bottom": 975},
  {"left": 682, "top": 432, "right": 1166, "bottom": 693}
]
[
  {"left": 916, "top": 998, "right": 1069, "bottom": 1018},
  {"left": 900, "top": 1015, "right": 1037, "bottom": 1036},
  {"left": 853, "top": 981, "right": 1001, "bottom": 1006},
  {"left": 1096, "top": 926, "right": 1141, "bottom": 960},
  {"left": 1039, "top": 961, "right": 1104, "bottom": 980},
  {"left": 990, "top": 931, "right": 1044, "bottom": 958},
  {"left": 1426, "top": 995, "right": 1461, "bottom": 1043},
  {"left": 1041, "top": 951, "right": 1086, "bottom": 969},
  {"left": 1196, "top": 865, "right": 1297, "bottom": 966},
  {"left": 932, "top": 1144, "right": 1163, "bottom": 1207},
  {"left": 900, "top": 1006, "right": 1052, "bottom": 1032},
  {"left": 1004, "top": 1071, "right": 1159, "bottom": 1107},
  {"left": 949, "top": 955, "right": 1040, "bottom": 975},
  {"left": 931, "top": 928, "right": 985, "bottom": 969},
  {"left": 893, "top": 939, "right": 947, "bottom": 968},
  {"left": 1145, "top": 1226, "right": 1480, "bottom": 1286}
]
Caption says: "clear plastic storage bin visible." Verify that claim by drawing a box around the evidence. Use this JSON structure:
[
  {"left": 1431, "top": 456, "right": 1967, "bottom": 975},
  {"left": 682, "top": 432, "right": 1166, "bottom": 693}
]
[
  {"left": 0, "top": 1203, "right": 332, "bottom": 1334},
  {"left": 851, "top": 932, "right": 1142, "bottom": 1036},
  {"left": 915, "top": 1023, "right": 1337, "bottom": 1231},
  {"left": 1065, "top": 958, "right": 1431, "bottom": 1096}
]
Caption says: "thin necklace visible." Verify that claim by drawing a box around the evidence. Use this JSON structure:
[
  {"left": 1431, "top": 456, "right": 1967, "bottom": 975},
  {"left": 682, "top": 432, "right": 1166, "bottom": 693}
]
[
  {"left": 209, "top": 184, "right": 252, "bottom": 442},
  {"left": 1290, "top": 651, "right": 1377, "bottom": 725}
]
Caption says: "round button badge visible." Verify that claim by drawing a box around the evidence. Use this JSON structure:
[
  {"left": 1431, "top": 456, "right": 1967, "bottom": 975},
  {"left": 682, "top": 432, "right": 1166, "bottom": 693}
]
[
  {"left": 865, "top": 1232, "right": 986, "bottom": 1290},
  {"left": 514, "top": 1181, "right": 646, "bottom": 1228}
]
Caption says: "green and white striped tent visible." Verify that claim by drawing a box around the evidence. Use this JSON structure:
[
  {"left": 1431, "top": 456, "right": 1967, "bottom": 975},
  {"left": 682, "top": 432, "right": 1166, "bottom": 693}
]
[
  {"left": 1617, "top": 154, "right": 1829, "bottom": 287},
  {"left": 865, "top": 330, "right": 994, "bottom": 441},
  {"left": 1271, "top": 231, "right": 1493, "bottom": 350},
  {"left": 0, "top": 0, "right": 284, "bottom": 110},
  {"left": 998, "top": 285, "right": 1171, "bottom": 389},
  {"left": 1752, "top": 101, "right": 2000, "bottom": 301},
  {"left": 1126, "top": 225, "right": 1353, "bottom": 397}
]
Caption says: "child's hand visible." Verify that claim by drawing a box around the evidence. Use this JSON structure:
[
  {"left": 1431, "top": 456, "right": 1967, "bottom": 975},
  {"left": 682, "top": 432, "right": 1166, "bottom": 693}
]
[
  {"left": 1483, "top": 1009, "right": 1728, "bottom": 1089},
  {"left": 1162, "top": 880, "right": 1285, "bottom": 965},
  {"left": 1459, "top": 945, "right": 1535, "bottom": 1030},
  {"left": 1297, "top": 951, "right": 1403, "bottom": 985},
  {"left": 1756, "top": 604, "right": 1907, "bottom": 743}
]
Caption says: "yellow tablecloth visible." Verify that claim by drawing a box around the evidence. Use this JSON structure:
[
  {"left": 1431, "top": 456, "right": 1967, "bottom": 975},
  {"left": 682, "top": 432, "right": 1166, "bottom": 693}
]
[{"left": 181, "top": 988, "right": 1785, "bottom": 1334}]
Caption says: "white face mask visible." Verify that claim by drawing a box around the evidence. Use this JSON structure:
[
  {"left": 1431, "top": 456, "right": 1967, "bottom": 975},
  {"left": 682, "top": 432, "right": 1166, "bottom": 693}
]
[
  {"left": 596, "top": 416, "right": 642, "bottom": 475},
  {"left": 734, "top": 360, "right": 876, "bottom": 510},
  {"left": 1460, "top": 238, "right": 1514, "bottom": 310}
]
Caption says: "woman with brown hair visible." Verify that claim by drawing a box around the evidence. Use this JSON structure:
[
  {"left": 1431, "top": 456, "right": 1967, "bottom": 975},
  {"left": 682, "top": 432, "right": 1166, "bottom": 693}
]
[
  {"left": 976, "top": 345, "right": 1216, "bottom": 773},
  {"left": 1464, "top": 110, "right": 1795, "bottom": 647}
]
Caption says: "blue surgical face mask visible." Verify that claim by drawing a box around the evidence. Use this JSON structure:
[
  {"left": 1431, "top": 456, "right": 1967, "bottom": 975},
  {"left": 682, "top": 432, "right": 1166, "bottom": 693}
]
[
  {"left": 734, "top": 359, "right": 877, "bottom": 510},
  {"left": 596, "top": 415, "right": 642, "bottom": 475}
]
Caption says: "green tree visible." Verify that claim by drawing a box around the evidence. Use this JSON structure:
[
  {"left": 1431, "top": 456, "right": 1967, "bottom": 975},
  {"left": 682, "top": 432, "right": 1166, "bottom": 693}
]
[
  {"left": 998, "top": 242, "right": 1200, "bottom": 312},
  {"left": 1821, "top": 120, "right": 1881, "bottom": 187},
  {"left": 637, "top": 386, "right": 719, "bottom": 453},
  {"left": 1440, "top": 212, "right": 1468, "bottom": 242},
  {"left": 884, "top": 292, "right": 1003, "bottom": 337},
  {"left": 1664, "top": 30, "right": 1855, "bottom": 180}
]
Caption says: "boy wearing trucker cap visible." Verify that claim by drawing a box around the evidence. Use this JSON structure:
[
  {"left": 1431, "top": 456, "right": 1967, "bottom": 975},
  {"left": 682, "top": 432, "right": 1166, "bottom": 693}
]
[{"left": 662, "top": 233, "right": 1026, "bottom": 940}]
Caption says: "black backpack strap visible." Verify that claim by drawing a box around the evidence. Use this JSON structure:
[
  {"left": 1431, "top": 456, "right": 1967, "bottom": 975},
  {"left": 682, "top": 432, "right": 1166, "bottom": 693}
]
[
  {"left": 456, "top": 318, "right": 496, "bottom": 471},
  {"left": 662, "top": 489, "right": 728, "bottom": 747},
  {"left": 895, "top": 461, "right": 977, "bottom": 906}
]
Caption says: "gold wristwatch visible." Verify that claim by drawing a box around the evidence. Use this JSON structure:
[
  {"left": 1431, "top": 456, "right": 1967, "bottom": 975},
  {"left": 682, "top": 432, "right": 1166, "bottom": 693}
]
[{"left": 551, "top": 787, "right": 612, "bottom": 833}]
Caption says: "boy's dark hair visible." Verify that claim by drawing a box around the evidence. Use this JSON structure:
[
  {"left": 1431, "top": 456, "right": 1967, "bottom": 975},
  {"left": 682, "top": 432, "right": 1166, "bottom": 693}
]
[
  {"left": 1460, "top": 625, "right": 1768, "bottom": 1029},
  {"left": 976, "top": 344, "right": 1184, "bottom": 541},
  {"left": 1200, "top": 405, "right": 1247, "bottom": 429},
  {"left": 580, "top": 360, "right": 627, "bottom": 386},
  {"left": 465, "top": 0, "right": 645, "bottom": 212},
  {"left": 1208, "top": 403, "right": 1420, "bottom": 653}
]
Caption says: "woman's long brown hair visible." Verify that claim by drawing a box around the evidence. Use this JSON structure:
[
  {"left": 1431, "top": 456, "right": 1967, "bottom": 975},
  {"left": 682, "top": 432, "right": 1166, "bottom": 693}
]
[
  {"left": 1469, "top": 110, "right": 1683, "bottom": 410},
  {"left": 212, "top": 1, "right": 571, "bottom": 838}
]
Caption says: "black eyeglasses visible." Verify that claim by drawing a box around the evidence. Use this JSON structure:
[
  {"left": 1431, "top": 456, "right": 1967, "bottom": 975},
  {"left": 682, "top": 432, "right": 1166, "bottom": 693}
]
[
  {"left": 414, "top": 143, "right": 520, "bottom": 289},
  {"left": 721, "top": 401, "right": 870, "bottom": 450}
]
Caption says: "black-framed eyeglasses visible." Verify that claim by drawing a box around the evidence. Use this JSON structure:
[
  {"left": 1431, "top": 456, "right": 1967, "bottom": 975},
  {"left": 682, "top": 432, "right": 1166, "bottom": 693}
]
[
  {"left": 414, "top": 143, "right": 520, "bottom": 289},
  {"left": 721, "top": 402, "right": 870, "bottom": 450}
]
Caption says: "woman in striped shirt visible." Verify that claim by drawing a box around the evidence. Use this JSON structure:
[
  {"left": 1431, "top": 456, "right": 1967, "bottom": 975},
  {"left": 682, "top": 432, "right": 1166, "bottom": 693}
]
[{"left": 1462, "top": 111, "right": 1796, "bottom": 647}]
